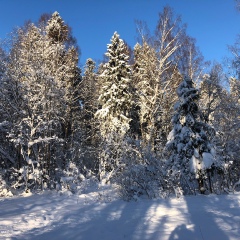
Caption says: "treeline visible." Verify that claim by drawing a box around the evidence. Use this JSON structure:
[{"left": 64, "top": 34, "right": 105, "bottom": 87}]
[{"left": 0, "top": 7, "right": 239, "bottom": 198}]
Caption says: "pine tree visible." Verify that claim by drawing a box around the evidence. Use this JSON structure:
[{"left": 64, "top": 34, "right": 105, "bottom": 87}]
[{"left": 167, "top": 76, "right": 219, "bottom": 194}]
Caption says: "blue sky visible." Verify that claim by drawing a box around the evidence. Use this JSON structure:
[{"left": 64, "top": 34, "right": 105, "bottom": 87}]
[{"left": 0, "top": 0, "right": 240, "bottom": 66}]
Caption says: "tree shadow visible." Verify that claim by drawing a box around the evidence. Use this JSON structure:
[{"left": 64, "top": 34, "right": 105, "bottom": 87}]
[
  {"left": 169, "top": 194, "right": 240, "bottom": 240},
  {"left": 1, "top": 192, "right": 240, "bottom": 240},
  {"left": 7, "top": 196, "right": 172, "bottom": 240},
  {"left": 169, "top": 224, "right": 197, "bottom": 240}
]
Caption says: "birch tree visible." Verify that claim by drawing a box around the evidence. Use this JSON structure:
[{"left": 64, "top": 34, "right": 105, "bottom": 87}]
[{"left": 134, "top": 6, "right": 185, "bottom": 151}]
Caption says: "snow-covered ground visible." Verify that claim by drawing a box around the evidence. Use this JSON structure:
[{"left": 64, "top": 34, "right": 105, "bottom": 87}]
[{"left": 0, "top": 187, "right": 240, "bottom": 240}]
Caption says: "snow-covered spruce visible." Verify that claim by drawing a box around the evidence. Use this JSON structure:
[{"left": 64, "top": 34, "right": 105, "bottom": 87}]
[
  {"left": 95, "top": 32, "right": 133, "bottom": 182},
  {"left": 166, "top": 76, "right": 222, "bottom": 194},
  {"left": 46, "top": 11, "right": 68, "bottom": 43},
  {"left": 95, "top": 32, "right": 132, "bottom": 137}
]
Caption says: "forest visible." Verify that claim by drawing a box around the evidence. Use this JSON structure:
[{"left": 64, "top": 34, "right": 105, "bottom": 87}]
[{"left": 0, "top": 6, "right": 239, "bottom": 199}]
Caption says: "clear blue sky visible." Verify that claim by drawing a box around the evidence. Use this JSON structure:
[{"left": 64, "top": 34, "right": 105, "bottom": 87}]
[{"left": 0, "top": 0, "right": 240, "bottom": 66}]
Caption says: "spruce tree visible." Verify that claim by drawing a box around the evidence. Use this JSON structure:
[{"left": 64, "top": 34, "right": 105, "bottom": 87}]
[
  {"left": 166, "top": 76, "right": 219, "bottom": 194},
  {"left": 82, "top": 58, "right": 98, "bottom": 136},
  {"left": 95, "top": 32, "right": 132, "bottom": 181},
  {"left": 46, "top": 11, "right": 68, "bottom": 43},
  {"left": 80, "top": 58, "right": 99, "bottom": 170},
  {"left": 96, "top": 32, "right": 132, "bottom": 137}
]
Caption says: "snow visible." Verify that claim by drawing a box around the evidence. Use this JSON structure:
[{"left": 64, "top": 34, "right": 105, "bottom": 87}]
[
  {"left": 191, "top": 151, "right": 215, "bottom": 174},
  {"left": 202, "top": 152, "right": 214, "bottom": 169},
  {"left": 0, "top": 189, "right": 240, "bottom": 240},
  {"left": 190, "top": 155, "right": 199, "bottom": 174},
  {"left": 167, "top": 129, "right": 174, "bottom": 142}
]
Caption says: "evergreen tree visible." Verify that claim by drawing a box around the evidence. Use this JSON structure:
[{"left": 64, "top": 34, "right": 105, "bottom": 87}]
[
  {"left": 82, "top": 58, "right": 98, "bottom": 141},
  {"left": 63, "top": 47, "right": 82, "bottom": 167},
  {"left": 8, "top": 23, "right": 66, "bottom": 190},
  {"left": 95, "top": 32, "right": 133, "bottom": 181},
  {"left": 96, "top": 32, "right": 132, "bottom": 137},
  {"left": 0, "top": 12, "right": 81, "bottom": 192},
  {"left": 166, "top": 76, "right": 220, "bottom": 194},
  {"left": 44, "top": 11, "right": 82, "bottom": 169},
  {"left": 46, "top": 11, "right": 68, "bottom": 43},
  {"left": 80, "top": 58, "right": 99, "bottom": 171}
]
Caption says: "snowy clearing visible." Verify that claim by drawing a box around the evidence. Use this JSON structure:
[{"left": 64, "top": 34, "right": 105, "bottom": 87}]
[{"left": 0, "top": 188, "right": 240, "bottom": 240}]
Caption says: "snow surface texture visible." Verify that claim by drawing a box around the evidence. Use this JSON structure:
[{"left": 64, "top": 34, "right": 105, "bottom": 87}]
[{"left": 0, "top": 188, "right": 240, "bottom": 240}]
